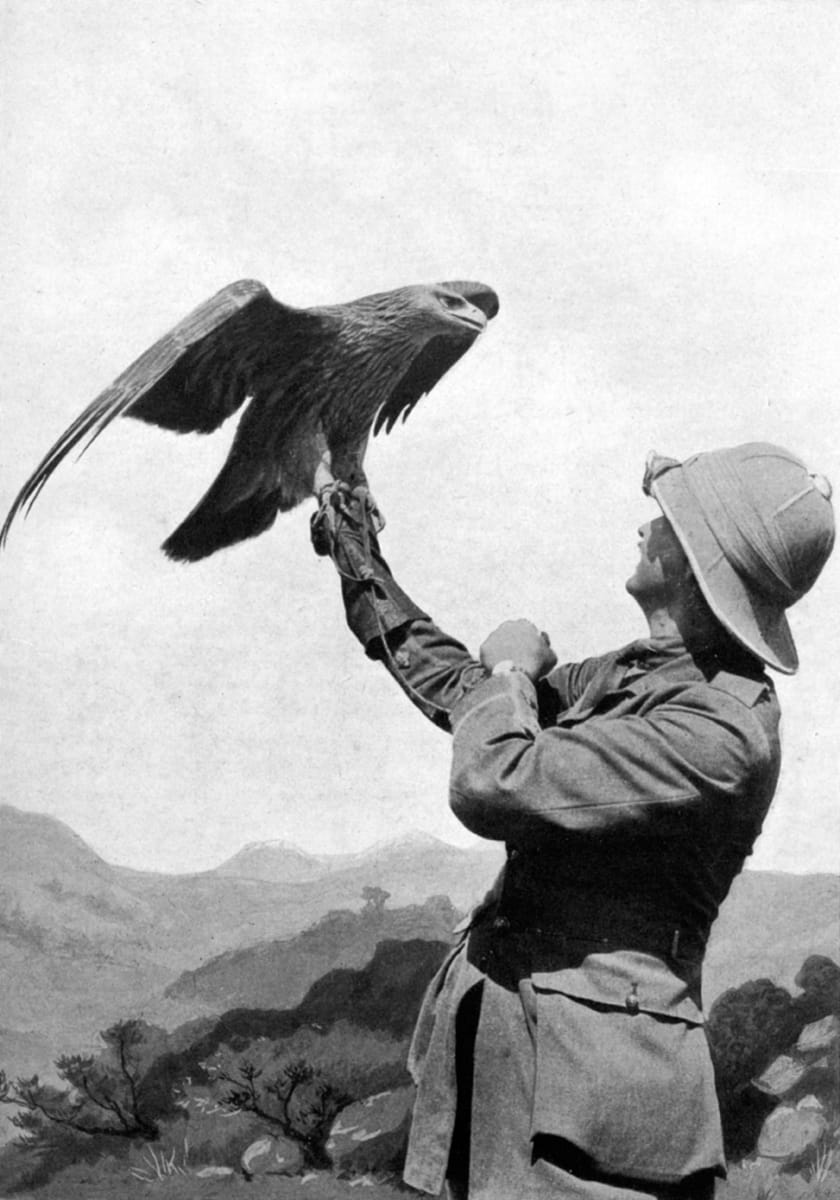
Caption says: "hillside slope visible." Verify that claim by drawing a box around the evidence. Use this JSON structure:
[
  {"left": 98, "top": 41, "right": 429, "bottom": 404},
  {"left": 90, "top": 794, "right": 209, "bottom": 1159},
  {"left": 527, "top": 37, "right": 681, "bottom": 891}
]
[{"left": 165, "top": 895, "right": 460, "bottom": 1010}]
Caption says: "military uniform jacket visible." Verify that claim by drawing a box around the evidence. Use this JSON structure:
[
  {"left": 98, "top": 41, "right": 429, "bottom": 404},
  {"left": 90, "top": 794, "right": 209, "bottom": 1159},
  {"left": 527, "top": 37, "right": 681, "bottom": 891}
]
[{"left": 346, "top": 604, "right": 782, "bottom": 1194}]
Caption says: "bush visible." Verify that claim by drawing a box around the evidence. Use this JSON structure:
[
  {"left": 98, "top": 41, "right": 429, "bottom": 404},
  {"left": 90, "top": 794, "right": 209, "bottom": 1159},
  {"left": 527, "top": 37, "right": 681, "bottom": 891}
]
[
  {"left": 203, "top": 1021, "right": 411, "bottom": 1169},
  {"left": 167, "top": 1085, "right": 267, "bottom": 1167}
]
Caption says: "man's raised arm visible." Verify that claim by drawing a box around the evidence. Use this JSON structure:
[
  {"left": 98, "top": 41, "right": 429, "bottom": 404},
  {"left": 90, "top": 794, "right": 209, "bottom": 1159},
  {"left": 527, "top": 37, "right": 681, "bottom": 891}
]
[{"left": 312, "top": 487, "right": 488, "bottom": 729}]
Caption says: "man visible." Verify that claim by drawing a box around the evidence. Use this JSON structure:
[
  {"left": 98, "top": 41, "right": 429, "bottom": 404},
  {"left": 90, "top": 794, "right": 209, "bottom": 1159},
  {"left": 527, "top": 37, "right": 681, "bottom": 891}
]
[{"left": 313, "top": 442, "right": 834, "bottom": 1199}]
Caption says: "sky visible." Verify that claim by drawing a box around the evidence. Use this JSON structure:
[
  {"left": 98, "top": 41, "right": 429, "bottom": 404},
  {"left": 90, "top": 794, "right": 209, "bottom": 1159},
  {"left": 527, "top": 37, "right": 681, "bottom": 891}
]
[{"left": 1, "top": 0, "right": 838, "bottom": 874}]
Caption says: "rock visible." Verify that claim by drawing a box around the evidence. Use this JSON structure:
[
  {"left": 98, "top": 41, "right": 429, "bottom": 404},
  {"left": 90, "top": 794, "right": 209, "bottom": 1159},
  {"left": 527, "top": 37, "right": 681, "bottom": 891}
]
[
  {"left": 171, "top": 1087, "right": 265, "bottom": 1167},
  {"left": 240, "top": 1134, "right": 305, "bottom": 1178},
  {"left": 327, "top": 1086, "right": 415, "bottom": 1176},
  {"left": 756, "top": 1104, "right": 827, "bottom": 1163},
  {"left": 796, "top": 1013, "right": 839, "bottom": 1055},
  {"left": 753, "top": 1054, "right": 809, "bottom": 1097}
]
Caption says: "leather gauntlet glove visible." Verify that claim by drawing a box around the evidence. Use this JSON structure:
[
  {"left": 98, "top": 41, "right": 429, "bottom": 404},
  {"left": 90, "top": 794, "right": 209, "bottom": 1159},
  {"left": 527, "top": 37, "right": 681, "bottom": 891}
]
[{"left": 311, "top": 489, "right": 428, "bottom": 655}]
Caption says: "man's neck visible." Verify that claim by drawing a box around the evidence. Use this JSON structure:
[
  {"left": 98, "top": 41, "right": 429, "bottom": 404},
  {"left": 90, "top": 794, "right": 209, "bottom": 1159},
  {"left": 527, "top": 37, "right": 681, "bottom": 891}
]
[
  {"left": 641, "top": 589, "right": 752, "bottom": 668},
  {"left": 642, "top": 604, "right": 682, "bottom": 643}
]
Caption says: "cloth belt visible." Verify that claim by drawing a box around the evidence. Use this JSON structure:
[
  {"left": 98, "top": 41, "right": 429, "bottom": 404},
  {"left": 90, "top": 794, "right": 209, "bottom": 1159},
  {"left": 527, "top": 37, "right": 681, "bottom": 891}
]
[
  {"left": 484, "top": 909, "right": 708, "bottom": 964},
  {"left": 481, "top": 850, "right": 711, "bottom": 966}
]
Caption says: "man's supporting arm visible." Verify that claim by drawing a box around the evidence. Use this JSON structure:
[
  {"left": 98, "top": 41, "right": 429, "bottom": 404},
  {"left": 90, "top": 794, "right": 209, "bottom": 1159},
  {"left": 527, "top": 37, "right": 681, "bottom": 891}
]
[{"left": 314, "top": 491, "right": 487, "bottom": 729}]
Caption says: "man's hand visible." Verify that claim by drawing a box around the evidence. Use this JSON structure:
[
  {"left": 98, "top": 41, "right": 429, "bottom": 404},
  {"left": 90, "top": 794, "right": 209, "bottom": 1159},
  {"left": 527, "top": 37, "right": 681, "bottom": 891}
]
[{"left": 479, "top": 620, "right": 557, "bottom": 682}]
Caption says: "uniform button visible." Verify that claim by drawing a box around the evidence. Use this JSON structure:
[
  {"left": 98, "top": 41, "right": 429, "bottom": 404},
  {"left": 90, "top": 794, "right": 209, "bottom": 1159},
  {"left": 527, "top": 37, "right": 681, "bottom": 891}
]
[
  {"left": 492, "top": 916, "right": 511, "bottom": 932},
  {"left": 394, "top": 649, "right": 410, "bottom": 669},
  {"left": 507, "top": 848, "right": 520, "bottom": 862},
  {"left": 625, "top": 984, "right": 640, "bottom": 1015}
]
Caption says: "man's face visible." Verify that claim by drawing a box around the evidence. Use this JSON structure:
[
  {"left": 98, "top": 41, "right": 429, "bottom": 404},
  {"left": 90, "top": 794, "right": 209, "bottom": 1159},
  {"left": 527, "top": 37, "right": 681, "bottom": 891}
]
[{"left": 625, "top": 515, "right": 689, "bottom": 605}]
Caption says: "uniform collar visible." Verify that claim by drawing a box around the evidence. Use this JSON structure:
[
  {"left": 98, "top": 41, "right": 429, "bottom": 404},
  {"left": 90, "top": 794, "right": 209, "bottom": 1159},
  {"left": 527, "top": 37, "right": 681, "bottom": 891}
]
[
  {"left": 617, "top": 634, "right": 769, "bottom": 702},
  {"left": 617, "top": 634, "right": 687, "bottom": 672}
]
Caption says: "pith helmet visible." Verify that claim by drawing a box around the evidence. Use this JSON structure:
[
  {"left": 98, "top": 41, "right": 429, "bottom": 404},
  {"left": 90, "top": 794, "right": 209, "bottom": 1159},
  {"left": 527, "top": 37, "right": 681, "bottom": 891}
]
[{"left": 643, "top": 443, "right": 834, "bottom": 674}]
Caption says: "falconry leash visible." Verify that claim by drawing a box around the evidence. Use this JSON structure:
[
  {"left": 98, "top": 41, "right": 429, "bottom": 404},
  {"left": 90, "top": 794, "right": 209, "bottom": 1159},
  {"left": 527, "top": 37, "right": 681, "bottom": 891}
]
[{"left": 313, "top": 488, "right": 452, "bottom": 719}]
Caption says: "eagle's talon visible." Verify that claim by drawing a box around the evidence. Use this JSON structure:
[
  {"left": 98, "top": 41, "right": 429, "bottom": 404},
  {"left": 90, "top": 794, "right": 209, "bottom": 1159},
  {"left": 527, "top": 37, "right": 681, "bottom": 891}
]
[
  {"left": 311, "top": 483, "right": 350, "bottom": 555},
  {"left": 351, "top": 486, "right": 386, "bottom": 534},
  {"left": 316, "top": 480, "right": 352, "bottom": 514}
]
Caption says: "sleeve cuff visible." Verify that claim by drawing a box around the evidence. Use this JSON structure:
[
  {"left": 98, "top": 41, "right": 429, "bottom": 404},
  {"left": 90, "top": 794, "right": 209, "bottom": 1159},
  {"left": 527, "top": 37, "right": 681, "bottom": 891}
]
[{"left": 449, "top": 670, "right": 538, "bottom": 734}]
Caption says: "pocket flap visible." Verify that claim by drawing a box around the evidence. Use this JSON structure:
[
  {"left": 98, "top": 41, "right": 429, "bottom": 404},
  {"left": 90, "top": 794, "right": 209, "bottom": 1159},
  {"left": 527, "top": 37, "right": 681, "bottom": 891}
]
[
  {"left": 529, "top": 977, "right": 722, "bottom": 1180},
  {"left": 531, "top": 949, "right": 703, "bottom": 1024}
]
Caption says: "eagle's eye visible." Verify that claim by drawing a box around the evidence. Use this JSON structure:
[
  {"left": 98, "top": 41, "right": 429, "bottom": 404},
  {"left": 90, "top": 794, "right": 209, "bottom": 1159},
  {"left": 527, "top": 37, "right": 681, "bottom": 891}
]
[{"left": 439, "top": 295, "right": 461, "bottom": 311}]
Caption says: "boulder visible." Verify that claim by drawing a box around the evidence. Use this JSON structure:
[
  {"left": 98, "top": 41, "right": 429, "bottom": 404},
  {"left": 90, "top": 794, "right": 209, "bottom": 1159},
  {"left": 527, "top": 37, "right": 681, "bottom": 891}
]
[
  {"left": 796, "top": 1013, "right": 839, "bottom": 1056},
  {"left": 171, "top": 1087, "right": 265, "bottom": 1166},
  {"left": 326, "top": 1086, "right": 415, "bottom": 1176},
  {"left": 756, "top": 1104, "right": 827, "bottom": 1163},
  {"left": 753, "top": 1054, "right": 809, "bottom": 1097},
  {"left": 240, "top": 1134, "right": 305, "bottom": 1178}
]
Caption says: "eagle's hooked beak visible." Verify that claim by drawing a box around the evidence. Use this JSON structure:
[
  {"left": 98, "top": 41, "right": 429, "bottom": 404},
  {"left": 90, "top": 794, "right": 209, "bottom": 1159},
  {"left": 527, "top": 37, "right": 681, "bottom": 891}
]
[
  {"left": 438, "top": 291, "right": 490, "bottom": 331},
  {"left": 452, "top": 300, "right": 488, "bottom": 332}
]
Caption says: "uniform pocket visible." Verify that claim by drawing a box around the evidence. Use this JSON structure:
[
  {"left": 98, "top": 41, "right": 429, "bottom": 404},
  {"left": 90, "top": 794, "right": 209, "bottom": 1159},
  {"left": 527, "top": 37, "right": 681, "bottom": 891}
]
[{"left": 529, "top": 957, "right": 723, "bottom": 1184}]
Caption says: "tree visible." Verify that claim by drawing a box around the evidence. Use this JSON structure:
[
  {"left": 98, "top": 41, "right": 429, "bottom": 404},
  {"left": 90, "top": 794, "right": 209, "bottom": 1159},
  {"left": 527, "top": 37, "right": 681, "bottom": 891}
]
[
  {"left": 0, "top": 1020, "right": 167, "bottom": 1144},
  {"left": 212, "top": 1054, "right": 351, "bottom": 1168},
  {"left": 361, "top": 886, "right": 390, "bottom": 917}
]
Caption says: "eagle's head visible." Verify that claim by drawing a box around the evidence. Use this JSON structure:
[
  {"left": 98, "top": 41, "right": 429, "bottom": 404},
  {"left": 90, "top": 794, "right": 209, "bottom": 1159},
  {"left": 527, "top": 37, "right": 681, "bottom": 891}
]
[
  {"left": 359, "top": 280, "right": 499, "bottom": 344},
  {"left": 416, "top": 280, "right": 499, "bottom": 337},
  {"left": 429, "top": 283, "right": 494, "bottom": 333}
]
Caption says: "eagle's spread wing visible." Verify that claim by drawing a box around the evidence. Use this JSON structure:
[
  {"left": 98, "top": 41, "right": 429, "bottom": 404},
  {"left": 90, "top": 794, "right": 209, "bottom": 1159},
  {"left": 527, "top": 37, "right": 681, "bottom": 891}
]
[
  {"left": 2, "top": 278, "right": 498, "bottom": 563},
  {"left": 0, "top": 281, "right": 329, "bottom": 548}
]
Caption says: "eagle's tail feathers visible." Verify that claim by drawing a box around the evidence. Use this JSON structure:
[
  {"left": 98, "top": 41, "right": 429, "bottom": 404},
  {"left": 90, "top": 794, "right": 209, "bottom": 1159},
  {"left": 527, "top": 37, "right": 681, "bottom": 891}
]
[{"left": 162, "top": 490, "right": 281, "bottom": 562}]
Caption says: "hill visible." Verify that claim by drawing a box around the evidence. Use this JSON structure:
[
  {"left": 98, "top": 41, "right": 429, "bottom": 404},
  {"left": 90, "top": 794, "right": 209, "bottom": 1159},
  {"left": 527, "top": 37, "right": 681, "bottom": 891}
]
[
  {"left": 161, "top": 861, "right": 840, "bottom": 1020},
  {"left": 177, "top": 936, "right": 451, "bottom": 1071},
  {"left": 164, "top": 894, "right": 460, "bottom": 1010},
  {"left": 0, "top": 800, "right": 836, "bottom": 1149},
  {"left": 703, "top": 870, "right": 839, "bottom": 1004},
  {"left": 0, "top": 804, "right": 501, "bottom": 1034}
]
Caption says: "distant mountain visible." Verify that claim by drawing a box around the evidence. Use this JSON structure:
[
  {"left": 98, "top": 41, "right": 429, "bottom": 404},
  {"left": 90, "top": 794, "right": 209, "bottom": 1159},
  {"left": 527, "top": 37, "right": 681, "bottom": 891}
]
[
  {"left": 213, "top": 839, "right": 329, "bottom": 883},
  {"left": 213, "top": 828, "right": 503, "bottom": 897}
]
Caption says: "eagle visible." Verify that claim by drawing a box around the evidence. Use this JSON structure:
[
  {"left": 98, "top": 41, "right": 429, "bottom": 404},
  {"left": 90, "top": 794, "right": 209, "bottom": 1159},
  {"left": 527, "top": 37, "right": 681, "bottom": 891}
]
[{"left": 0, "top": 278, "right": 498, "bottom": 562}]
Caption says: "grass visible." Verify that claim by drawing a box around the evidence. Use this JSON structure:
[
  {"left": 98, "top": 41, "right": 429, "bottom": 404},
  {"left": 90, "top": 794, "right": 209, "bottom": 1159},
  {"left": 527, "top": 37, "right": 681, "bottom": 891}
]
[
  {"left": 0, "top": 1137, "right": 411, "bottom": 1200},
  {"left": 0, "top": 1166, "right": 409, "bottom": 1200},
  {"left": 717, "top": 1135, "right": 840, "bottom": 1200}
]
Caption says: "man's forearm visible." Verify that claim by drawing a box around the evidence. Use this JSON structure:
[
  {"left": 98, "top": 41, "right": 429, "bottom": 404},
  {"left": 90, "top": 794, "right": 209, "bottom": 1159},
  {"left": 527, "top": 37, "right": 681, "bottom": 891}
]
[
  {"left": 317, "top": 496, "right": 486, "bottom": 729},
  {"left": 365, "top": 617, "right": 489, "bottom": 730}
]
